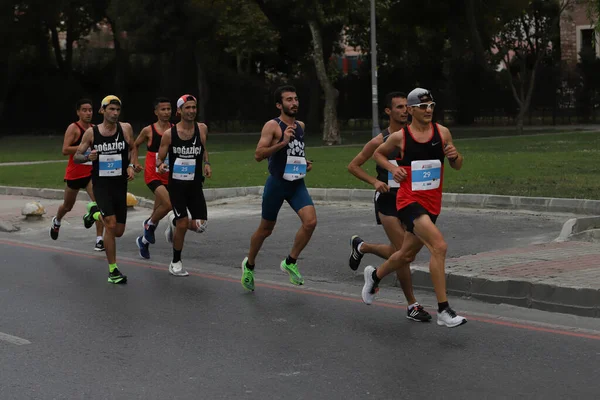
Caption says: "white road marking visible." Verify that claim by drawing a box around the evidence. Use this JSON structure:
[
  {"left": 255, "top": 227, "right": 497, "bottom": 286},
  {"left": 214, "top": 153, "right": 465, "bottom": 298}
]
[{"left": 0, "top": 331, "right": 31, "bottom": 345}]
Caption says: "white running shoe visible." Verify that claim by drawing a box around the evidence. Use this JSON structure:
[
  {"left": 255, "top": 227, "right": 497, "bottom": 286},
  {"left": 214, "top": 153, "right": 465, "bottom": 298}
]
[
  {"left": 164, "top": 211, "right": 174, "bottom": 244},
  {"left": 437, "top": 307, "right": 467, "bottom": 328},
  {"left": 169, "top": 261, "right": 189, "bottom": 277},
  {"left": 362, "top": 266, "right": 379, "bottom": 305}
]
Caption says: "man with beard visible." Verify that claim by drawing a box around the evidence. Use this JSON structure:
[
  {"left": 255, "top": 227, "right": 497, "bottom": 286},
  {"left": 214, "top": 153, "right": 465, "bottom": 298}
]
[
  {"left": 74, "top": 95, "right": 137, "bottom": 284},
  {"left": 156, "top": 94, "right": 212, "bottom": 277},
  {"left": 347, "top": 92, "right": 431, "bottom": 322},
  {"left": 240, "top": 85, "right": 317, "bottom": 291},
  {"left": 131, "top": 97, "right": 173, "bottom": 259},
  {"left": 49, "top": 98, "right": 105, "bottom": 251},
  {"left": 364, "top": 88, "right": 467, "bottom": 328}
]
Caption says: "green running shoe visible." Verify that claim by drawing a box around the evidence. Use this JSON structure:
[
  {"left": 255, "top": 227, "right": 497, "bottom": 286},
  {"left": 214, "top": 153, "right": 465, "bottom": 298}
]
[
  {"left": 241, "top": 257, "right": 255, "bottom": 291},
  {"left": 108, "top": 268, "right": 127, "bottom": 284},
  {"left": 83, "top": 201, "right": 100, "bottom": 229},
  {"left": 280, "top": 259, "right": 304, "bottom": 285}
]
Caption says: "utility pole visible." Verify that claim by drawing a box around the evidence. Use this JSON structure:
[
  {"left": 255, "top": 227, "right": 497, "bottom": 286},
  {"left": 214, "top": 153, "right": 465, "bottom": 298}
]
[{"left": 370, "top": 0, "right": 380, "bottom": 137}]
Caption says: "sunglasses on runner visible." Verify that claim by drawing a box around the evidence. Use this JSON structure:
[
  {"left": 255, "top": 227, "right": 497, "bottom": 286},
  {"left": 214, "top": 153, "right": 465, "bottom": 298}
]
[{"left": 412, "top": 102, "right": 436, "bottom": 111}]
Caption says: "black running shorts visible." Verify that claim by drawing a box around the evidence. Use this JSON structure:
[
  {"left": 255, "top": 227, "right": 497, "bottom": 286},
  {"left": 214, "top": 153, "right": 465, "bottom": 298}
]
[
  {"left": 374, "top": 189, "right": 398, "bottom": 225},
  {"left": 92, "top": 179, "right": 128, "bottom": 224},
  {"left": 397, "top": 202, "right": 438, "bottom": 234},
  {"left": 147, "top": 179, "right": 168, "bottom": 194},
  {"left": 169, "top": 182, "right": 207, "bottom": 221},
  {"left": 65, "top": 175, "right": 92, "bottom": 190}
]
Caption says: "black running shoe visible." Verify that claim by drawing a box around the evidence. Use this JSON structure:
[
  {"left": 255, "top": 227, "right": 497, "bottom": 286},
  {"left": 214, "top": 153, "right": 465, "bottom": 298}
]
[
  {"left": 94, "top": 240, "right": 105, "bottom": 252},
  {"left": 349, "top": 235, "right": 364, "bottom": 271},
  {"left": 49, "top": 217, "right": 60, "bottom": 240},
  {"left": 406, "top": 304, "right": 432, "bottom": 322},
  {"left": 108, "top": 268, "right": 127, "bottom": 284}
]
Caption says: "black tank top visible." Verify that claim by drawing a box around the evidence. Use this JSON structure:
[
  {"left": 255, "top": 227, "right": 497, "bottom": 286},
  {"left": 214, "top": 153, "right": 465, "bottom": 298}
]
[
  {"left": 91, "top": 124, "right": 129, "bottom": 182},
  {"left": 73, "top": 122, "right": 86, "bottom": 146},
  {"left": 397, "top": 123, "right": 445, "bottom": 166},
  {"left": 147, "top": 123, "right": 172, "bottom": 153},
  {"left": 376, "top": 128, "right": 401, "bottom": 184},
  {"left": 268, "top": 118, "right": 306, "bottom": 179},
  {"left": 168, "top": 123, "right": 205, "bottom": 185}
]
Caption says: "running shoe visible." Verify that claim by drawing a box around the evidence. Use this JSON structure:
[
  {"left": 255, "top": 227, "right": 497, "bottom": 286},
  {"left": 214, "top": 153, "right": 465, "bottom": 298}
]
[
  {"left": 49, "top": 217, "right": 60, "bottom": 240},
  {"left": 142, "top": 218, "right": 157, "bottom": 244},
  {"left": 136, "top": 236, "right": 150, "bottom": 259},
  {"left": 94, "top": 239, "right": 105, "bottom": 252},
  {"left": 241, "top": 257, "right": 255, "bottom": 291},
  {"left": 406, "top": 304, "right": 432, "bottom": 322},
  {"left": 108, "top": 268, "right": 127, "bottom": 284},
  {"left": 280, "top": 259, "right": 304, "bottom": 285},
  {"left": 83, "top": 202, "right": 99, "bottom": 229},
  {"left": 169, "top": 261, "right": 189, "bottom": 277},
  {"left": 349, "top": 235, "right": 364, "bottom": 271},
  {"left": 437, "top": 307, "right": 467, "bottom": 328},
  {"left": 362, "top": 266, "right": 379, "bottom": 305}
]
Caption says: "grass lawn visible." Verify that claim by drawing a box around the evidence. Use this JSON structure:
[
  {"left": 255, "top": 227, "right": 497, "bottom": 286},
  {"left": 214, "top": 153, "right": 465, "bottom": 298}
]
[{"left": 0, "top": 131, "right": 598, "bottom": 199}]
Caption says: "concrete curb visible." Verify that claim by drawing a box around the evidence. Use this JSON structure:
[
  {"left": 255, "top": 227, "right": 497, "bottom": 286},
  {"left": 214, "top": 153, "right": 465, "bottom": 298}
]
[
  {"left": 1, "top": 186, "right": 599, "bottom": 215},
  {"left": 407, "top": 267, "right": 600, "bottom": 318}
]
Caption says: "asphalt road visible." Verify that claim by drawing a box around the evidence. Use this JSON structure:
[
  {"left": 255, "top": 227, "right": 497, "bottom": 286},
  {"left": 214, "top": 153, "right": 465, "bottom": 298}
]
[{"left": 1, "top": 199, "right": 599, "bottom": 399}]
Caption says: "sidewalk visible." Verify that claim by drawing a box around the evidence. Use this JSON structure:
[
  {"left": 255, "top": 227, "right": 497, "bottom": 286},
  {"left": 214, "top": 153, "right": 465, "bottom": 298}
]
[
  {"left": 0, "top": 190, "right": 599, "bottom": 318},
  {"left": 409, "top": 241, "right": 600, "bottom": 317}
]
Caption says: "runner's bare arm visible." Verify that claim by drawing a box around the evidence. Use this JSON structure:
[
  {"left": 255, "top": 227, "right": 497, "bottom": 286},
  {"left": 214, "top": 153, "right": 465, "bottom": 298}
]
[
  {"left": 74, "top": 128, "right": 95, "bottom": 164},
  {"left": 199, "top": 123, "right": 211, "bottom": 178},
  {"left": 439, "top": 125, "right": 463, "bottom": 170},
  {"left": 254, "top": 120, "right": 291, "bottom": 162},
  {"left": 62, "top": 124, "right": 80, "bottom": 156},
  {"left": 132, "top": 126, "right": 150, "bottom": 171},
  {"left": 348, "top": 134, "right": 387, "bottom": 190},
  {"left": 373, "top": 130, "right": 407, "bottom": 183},
  {"left": 122, "top": 123, "right": 136, "bottom": 180},
  {"left": 295, "top": 121, "right": 312, "bottom": 171},
  {"left": 156, "top": 129, "right": 171, "bottom": 174}
]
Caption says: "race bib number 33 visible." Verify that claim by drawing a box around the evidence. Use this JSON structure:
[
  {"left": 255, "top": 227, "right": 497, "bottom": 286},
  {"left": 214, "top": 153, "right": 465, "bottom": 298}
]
[
  {"left": 98, "top": 154, "right": 122, "bottom": 177},
  {"left": 387, "top": 160, "right": 400, "bottom": 188},
  {"left": 411, "top": 159, "right": 441, "bottom": 191},
  {"left": 172, "top": 158, "right": 196, "bottom": 181},
  {"left": 156, "top": 153, "right": 169, "bottom": 173}
]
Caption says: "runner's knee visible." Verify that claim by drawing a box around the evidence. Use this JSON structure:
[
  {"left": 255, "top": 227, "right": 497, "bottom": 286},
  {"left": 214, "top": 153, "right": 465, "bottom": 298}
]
[
  {"left": 430, "top": 239, "right": 447, "bottom": 257},
  {"left": 303, "top": 216, "right": 317, "bottom": 231}
]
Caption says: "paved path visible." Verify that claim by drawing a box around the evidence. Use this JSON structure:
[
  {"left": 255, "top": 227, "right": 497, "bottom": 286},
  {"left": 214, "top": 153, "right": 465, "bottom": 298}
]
[
  {"left": 1, "top": 193, "right": 599, "bottom": 317},
  {"left": 1, "top": 240, "right": 600, "bottom": 399}
]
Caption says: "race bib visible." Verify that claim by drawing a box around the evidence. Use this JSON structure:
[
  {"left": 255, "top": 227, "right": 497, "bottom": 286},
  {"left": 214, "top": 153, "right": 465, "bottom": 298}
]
[
  {"left": 172, "top": 158, "right": 196, "bottom": 181},
  {"left": 387, "top": 160, "right": 400, "bottom": 188},
  {"left": 83, "top": 148, "right": 92, "bottom": 166},
  {"left": 411, "top": 160, "right": 441, "bottom": 191},
  {"left": 283, "top": 156, "right": 306, "bottom": 181},
  {"left": 98, "top": 154, "right": 122, "bottom": 177},
  {"left": 156, "top": 153, "right": 169, "bottom": 173}
]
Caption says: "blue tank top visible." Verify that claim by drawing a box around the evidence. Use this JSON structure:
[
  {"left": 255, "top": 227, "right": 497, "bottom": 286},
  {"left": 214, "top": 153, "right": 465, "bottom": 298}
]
[{"left": 268, "top": 118, "right": 306, "bottom": 178}]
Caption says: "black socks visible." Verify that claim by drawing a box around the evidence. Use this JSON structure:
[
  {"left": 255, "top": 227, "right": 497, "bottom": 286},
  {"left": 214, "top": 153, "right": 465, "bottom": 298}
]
[{"left": 173, "top": 248, "right": 182, "bottom": 263}]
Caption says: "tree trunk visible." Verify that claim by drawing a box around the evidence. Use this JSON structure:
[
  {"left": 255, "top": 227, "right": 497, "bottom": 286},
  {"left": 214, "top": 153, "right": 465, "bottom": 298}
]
[
  {"left": 49, "top": 25, "right": 65, "bottom": 72},
  {"left": 307, "top": 19, "right": 340, "bottom": 145},
  {"left": 193, "top": 44, "right": 209, "bottom": 122},
  {"left": 107, "top": 17, "right": 127, "bottom": 96},
  {"left": 307, "top": 65, "right": 321, "bottom": 134}
]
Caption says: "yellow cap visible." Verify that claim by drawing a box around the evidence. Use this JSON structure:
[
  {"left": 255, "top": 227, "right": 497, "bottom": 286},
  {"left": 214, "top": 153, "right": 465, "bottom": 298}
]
[{"left": 100, "top": 95, "right": 122, "bottom": 110}]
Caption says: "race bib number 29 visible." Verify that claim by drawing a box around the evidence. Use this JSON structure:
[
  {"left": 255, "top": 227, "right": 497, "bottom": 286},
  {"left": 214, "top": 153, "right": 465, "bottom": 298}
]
[{"left": 411, "top": 159, "right": 441, "bottom": 191}]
